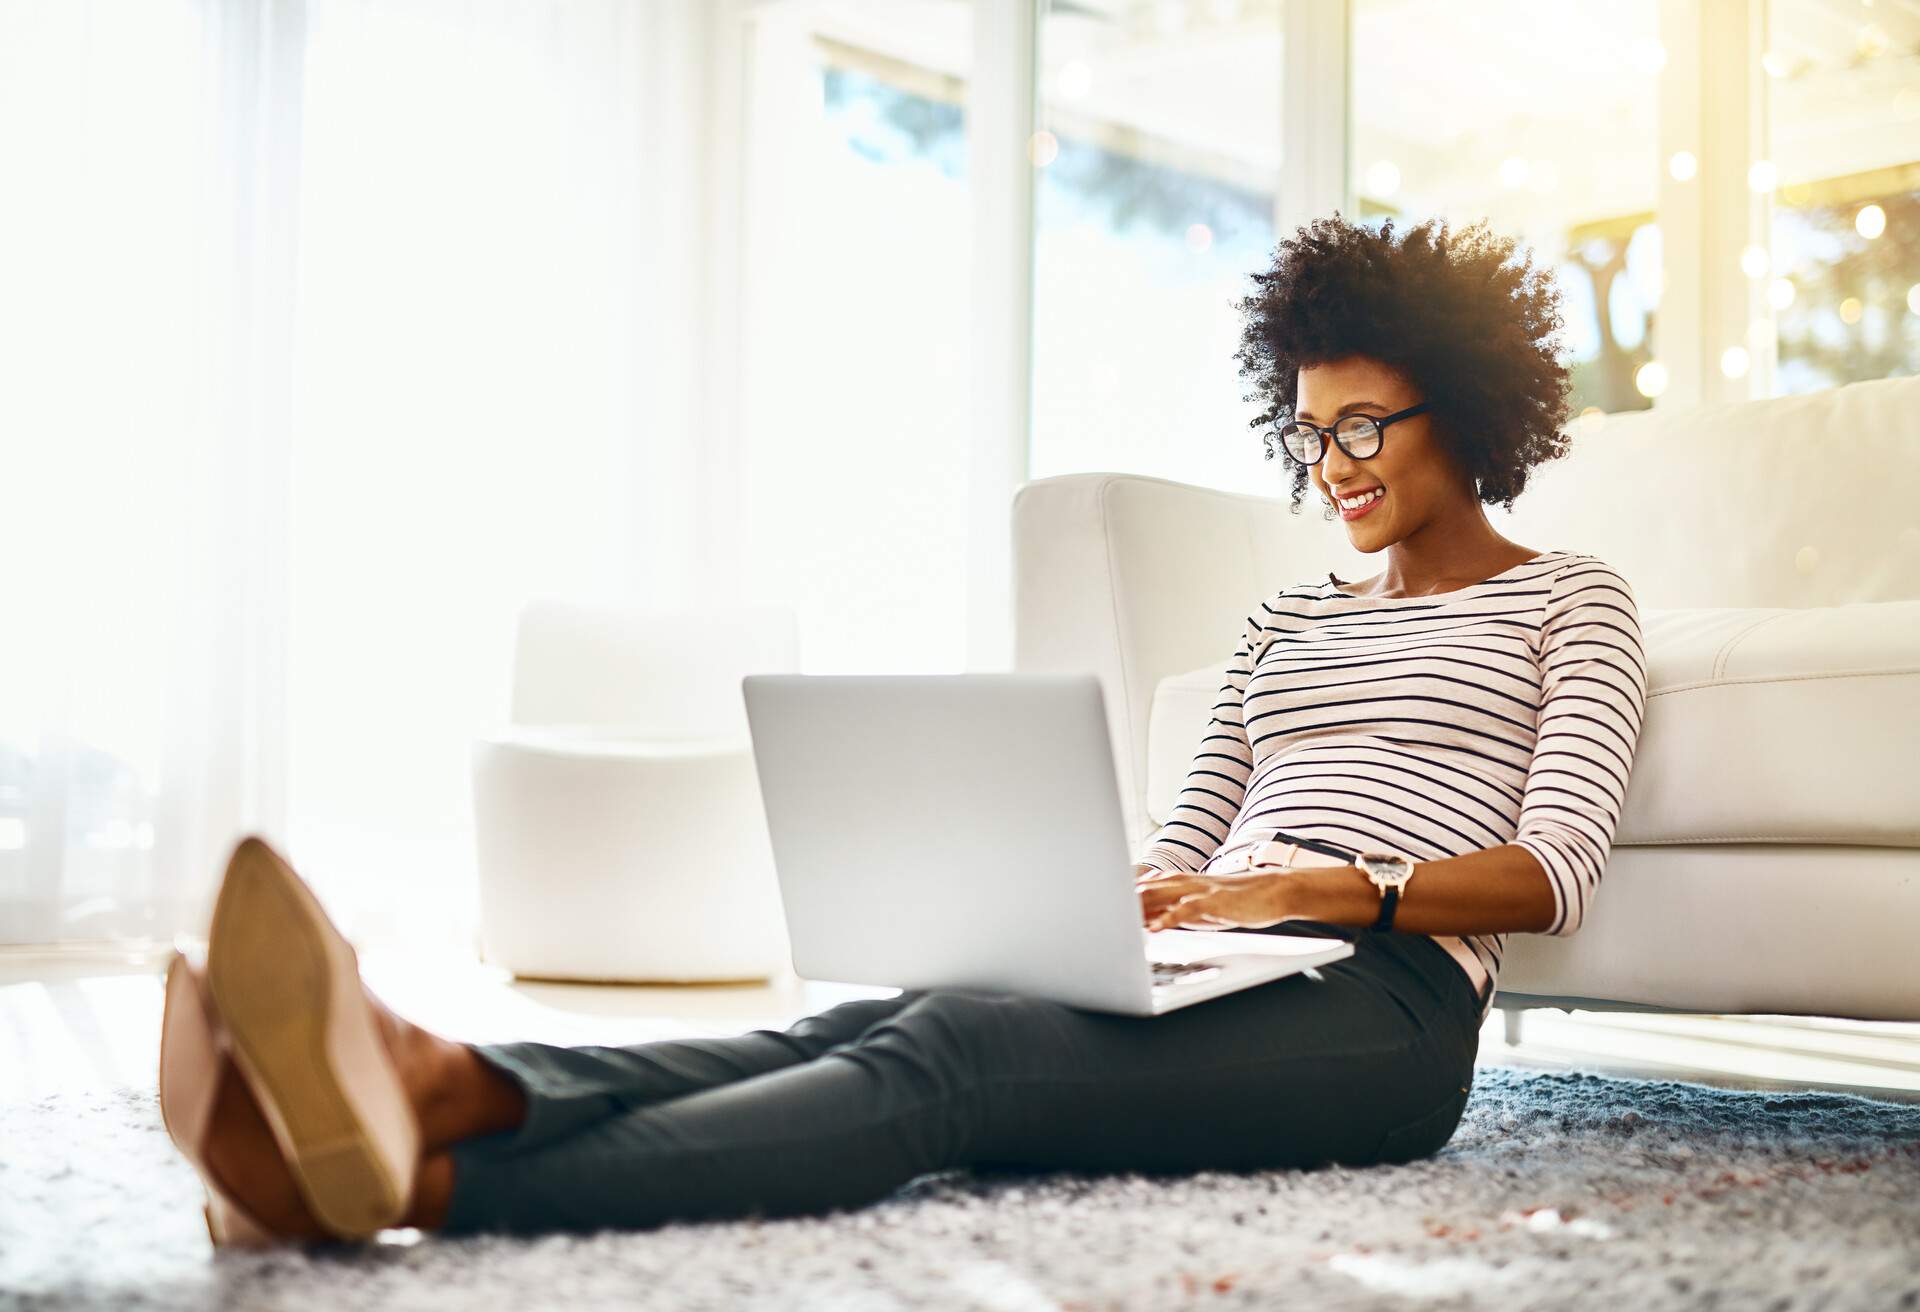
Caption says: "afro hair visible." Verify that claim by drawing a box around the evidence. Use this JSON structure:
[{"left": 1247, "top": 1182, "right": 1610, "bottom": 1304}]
[{"left": 1234, "top": 212, "right": 1572, "bottom": 519}]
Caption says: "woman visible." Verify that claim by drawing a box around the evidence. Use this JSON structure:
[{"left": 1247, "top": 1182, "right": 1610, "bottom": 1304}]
[{"left": 157, "top": 213, "right": 1649, "bottom": 1245}]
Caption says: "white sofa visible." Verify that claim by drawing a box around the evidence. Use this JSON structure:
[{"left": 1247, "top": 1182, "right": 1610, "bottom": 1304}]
[{"left": 1011, "top": 375, "right": 1920, "bottom": 1022}]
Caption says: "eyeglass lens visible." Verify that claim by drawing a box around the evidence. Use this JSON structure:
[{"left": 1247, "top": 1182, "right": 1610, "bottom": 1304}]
[{"left": 1283, "top": 415, "right": 1382, "bottom": 464}]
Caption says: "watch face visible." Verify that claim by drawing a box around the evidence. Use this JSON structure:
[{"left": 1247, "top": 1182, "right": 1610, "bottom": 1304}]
[{"left": 1359, "top": 853, "right": 1412, "bottom": 884}]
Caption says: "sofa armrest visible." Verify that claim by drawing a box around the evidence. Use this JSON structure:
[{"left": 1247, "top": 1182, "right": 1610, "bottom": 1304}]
[{"left": 1011, "top": 471, "right": 1305, "bottom": 850}]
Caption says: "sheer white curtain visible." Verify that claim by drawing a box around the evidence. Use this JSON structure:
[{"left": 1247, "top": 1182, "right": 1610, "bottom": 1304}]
[
  {"left": 1, "top": 0, "right": 719, "bottom": 952},
  {"left": 0, "top": 0, "right": 301, "bottom": 946}
]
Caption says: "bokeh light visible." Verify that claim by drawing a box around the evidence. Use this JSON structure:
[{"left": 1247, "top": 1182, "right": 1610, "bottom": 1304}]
[{"left": 1364, "top": 159, "right": 1401, "bottom": 198}]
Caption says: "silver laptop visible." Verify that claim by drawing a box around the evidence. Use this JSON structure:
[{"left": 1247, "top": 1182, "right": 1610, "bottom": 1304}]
[{"left": 739, "top": 672, "right": 1353, "bottom": 1016}]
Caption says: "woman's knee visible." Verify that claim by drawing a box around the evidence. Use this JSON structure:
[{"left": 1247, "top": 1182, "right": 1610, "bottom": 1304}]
[
  {"left": 856, "top": 989, "right": 1038, "bottom": 1086},
  {"left": 783, "top": 993, "right": 917, "bottom": 1052}
]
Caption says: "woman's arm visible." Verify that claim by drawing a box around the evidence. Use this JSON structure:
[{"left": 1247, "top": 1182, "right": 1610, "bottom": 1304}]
[
  {"left": 1132, "top": 605, "right": 1272, "bottom": 875},
  {"left": 1508, "top": 560, "right": 1649, "bottom": 936},
  {"left": 1260, "top": 846, "right": 1561, "bottom": 935},
  {"left": 1140, "top": 847, "right": 1557, "bottom": 934}
]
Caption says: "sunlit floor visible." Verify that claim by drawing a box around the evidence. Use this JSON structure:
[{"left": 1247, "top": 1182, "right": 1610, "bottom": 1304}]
[{"left": 5, "top": 945, "right": 1919, "bottom": 1109}]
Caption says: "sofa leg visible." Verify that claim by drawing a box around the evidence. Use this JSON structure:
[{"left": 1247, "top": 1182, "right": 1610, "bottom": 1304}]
[{"left": 1502, "top": 1007, "right": 1524, "bottom": 1048}]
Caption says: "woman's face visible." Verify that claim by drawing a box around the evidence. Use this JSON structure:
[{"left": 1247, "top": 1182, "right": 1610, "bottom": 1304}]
[{"left": 1294, "top": 355, "right": 1459, "bottom": 546}]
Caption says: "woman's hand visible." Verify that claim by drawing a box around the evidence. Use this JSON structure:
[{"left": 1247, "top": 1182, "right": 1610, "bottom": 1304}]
[{"left": 1137, "top": 869, "right": 1301, "bottom": 932}]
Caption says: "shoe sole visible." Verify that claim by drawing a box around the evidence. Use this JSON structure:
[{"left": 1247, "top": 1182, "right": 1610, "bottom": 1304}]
[
  {"left": 206, "top": 837, "right": 419, "bottom": 1238},
  {"left": 157, "top": 951, "right": 282, "bottom": 1248},
  {"left": 158, "top": 953, "right": 219, "bottom": 1158}
]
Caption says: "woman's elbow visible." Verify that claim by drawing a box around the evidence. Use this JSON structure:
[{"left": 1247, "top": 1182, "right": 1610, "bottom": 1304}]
[{"left": 1542, "top": 905, "right": 1586, "bottom": 937}]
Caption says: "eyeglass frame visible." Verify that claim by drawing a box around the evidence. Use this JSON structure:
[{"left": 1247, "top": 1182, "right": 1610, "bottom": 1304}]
[{"left": 1263, "top": 400, "right": 1433, "bottom": 467}]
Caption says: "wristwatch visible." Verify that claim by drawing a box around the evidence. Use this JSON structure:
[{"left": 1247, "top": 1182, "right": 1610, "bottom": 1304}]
[{"left": 1354, "top": 851, "right": 1416, "bottom": 931}]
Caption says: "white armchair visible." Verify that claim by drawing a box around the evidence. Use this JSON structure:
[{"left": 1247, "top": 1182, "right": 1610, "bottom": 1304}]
[
  {"left": 471, "top": 601, "right": 800, "bottom": 983},
  {"left": 1012, "top": 375, "right": 1920, "bottom": 1022}
]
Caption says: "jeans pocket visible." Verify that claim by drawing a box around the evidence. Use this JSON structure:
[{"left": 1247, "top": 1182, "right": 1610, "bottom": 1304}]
[{"left": 1370, "top": 1081, "right": 1472, "bottom": 1165}]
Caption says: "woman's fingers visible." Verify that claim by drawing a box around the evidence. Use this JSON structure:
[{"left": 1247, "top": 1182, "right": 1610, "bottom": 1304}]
[
  {"left": 1134, "top": 872, "right": 1187, "bottom": 895},
  {"left": 1147, "top": 872, "right": 1283, "bottom": 931},
  {"left": 1139, "top": 877, "right": 1211, "bottom": 920},
  {"left": 1139, "top": 871, "right": 1275, "bottom": 928},
  {"left": 1136, "top": 875, "right": 1187, "bottom": 903},
  {"left": 1144, "top": 882, "right": 1223, "bottom": 929}
]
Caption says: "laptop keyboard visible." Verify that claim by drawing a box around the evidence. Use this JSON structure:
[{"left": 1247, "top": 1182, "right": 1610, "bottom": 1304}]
[{"left": 1150, "top": 960, "right": 1225, "bottom": 988}]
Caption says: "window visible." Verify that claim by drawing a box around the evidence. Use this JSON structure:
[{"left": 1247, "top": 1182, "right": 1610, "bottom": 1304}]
[
  {"left": 283, "top": 0, "right": 684, "bottom": 951},
  {"left": 1351, "top": 0, "right": 1664, "bottom": 416},
  {"left": 1765, "top": 0, "right": 1920, "bottom": 393},
  {"left": 1029, "top": 0, "right": 1284, "bottom": 491},
  {"left": 0, "top": 0, "right": 223, "bottom": 944},
  {"left": 737, "top": 0, "right": 975, "bottom": 673}
]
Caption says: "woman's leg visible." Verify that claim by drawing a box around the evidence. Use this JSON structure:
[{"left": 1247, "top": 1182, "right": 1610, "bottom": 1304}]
[
  {"left": 416, "top": 991, "right": 923, "bottom": 1154},
  {"left": 425, "top": 923, "right": 1482, "bottom": 1237}
]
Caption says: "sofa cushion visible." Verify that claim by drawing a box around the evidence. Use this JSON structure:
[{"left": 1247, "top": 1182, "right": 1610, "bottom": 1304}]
[{"left": 1146, "top": 600, "right": 1920, "bottom": 850}]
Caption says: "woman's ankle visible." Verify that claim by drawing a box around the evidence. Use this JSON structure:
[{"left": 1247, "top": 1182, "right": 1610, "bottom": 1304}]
[
  {"left": 365, "top": 992, "right": 526, "bottom": 1151},
  {"left": 402, "top": 1152, "right": 455, "bottom": 1230},
  {"left": 427, "top": 1043, "right": 529, "bottom": 1148}
]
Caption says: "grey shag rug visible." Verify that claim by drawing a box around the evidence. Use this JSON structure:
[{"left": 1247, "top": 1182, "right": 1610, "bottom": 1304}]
[{"left": 5, "top": 1065, "right": 1919, "bottom": 1311}]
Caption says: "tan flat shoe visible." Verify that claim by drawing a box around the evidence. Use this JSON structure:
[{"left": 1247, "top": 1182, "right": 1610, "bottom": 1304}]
[
  {"left": 156, "top": 949, "right": 283, "bottom": 1248},
  {"left": 205, "top": 835, "right": 420, "bottom": 1239}
]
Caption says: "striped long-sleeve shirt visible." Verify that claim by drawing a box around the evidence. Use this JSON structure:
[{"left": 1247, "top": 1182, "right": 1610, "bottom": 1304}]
[{"left": 1135, "top": 550, "right": 1649, "bottom": 1024}]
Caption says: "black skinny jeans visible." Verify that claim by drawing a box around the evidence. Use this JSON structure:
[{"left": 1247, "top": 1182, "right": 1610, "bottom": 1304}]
[{"left": 440, "top": 921, "right": 1485, "bottom": 1236}]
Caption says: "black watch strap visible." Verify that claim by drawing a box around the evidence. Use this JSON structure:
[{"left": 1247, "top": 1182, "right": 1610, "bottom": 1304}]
[{"left": 1370, "top": 883, "right": 1400, "bottom": 932}]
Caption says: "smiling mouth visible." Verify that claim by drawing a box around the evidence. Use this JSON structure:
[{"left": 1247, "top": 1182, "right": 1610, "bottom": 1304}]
[{"left": 1334, "top": 487, "right": 1386, "bottom": 519}]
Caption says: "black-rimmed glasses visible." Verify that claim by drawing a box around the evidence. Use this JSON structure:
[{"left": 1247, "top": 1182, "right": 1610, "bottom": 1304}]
[{"left": 1263, "top": 401, "right": 1432, "bottom": 466}]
